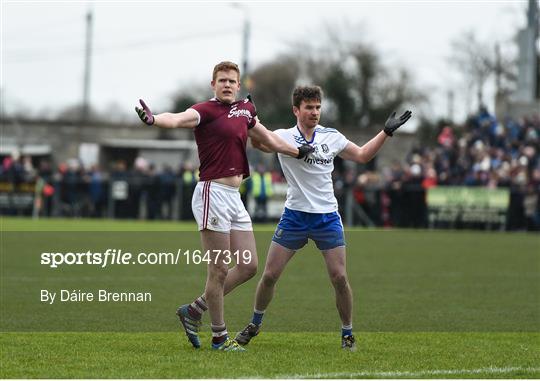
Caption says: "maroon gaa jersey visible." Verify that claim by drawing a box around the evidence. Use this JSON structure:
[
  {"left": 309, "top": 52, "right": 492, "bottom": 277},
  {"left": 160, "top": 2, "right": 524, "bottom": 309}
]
[{"left": 190, "top": 98, "right": 257, "bottom": 181}]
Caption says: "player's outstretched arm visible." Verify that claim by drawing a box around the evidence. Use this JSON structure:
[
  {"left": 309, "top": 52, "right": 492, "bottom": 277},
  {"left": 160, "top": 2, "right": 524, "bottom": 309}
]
[
  {"left": 250, "top": 137, "right": 273, "bottom": 153},
  {"left": 339, "top": 110, "right": 412, "bottom": 163},
  {"left": 248, "top": 122, "right": 313, "bottom": 159},
  {"left": 135, "top": 99, "right": 198, "bottom": 129}
]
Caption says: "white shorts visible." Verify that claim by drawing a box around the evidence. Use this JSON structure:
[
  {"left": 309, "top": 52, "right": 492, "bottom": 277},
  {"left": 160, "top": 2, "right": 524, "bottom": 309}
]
[{"left": 192, "top": 181, "right": 253, "bottom": 232}]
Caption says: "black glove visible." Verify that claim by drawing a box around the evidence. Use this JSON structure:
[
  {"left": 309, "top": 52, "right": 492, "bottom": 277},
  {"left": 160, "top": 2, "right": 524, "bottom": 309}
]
[
  {"left": 135, "top": 99, "right": 155, "bottom": 125},
  {"left": 297, "top": 144, "right": 314, "bottom": 159},
  {"left": 384, "top": 110, "right": 412, "bottom": 136}
]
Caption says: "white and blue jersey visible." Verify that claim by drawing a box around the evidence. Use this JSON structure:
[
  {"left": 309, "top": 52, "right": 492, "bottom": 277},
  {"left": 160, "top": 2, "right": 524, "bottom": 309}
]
[
  {"left": 272, "top": 125, "right": 350, "bottom": 250},
  {"left": 275, "top": 125, "right": 349, "bottom": 213}
]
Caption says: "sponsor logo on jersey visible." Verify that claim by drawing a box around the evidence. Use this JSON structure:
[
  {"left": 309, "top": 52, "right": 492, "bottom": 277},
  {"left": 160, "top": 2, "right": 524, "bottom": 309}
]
[
  {"left": 303, "top": 156, "right": 334, "bottom": 165},
  {"left": 228, "top": 105, "right": 253, "bottom": 122}
]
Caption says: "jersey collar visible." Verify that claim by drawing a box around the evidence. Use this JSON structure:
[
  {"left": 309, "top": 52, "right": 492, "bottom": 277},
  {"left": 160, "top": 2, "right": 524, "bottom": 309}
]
[
  {"left": 296, "top": 125, "right": 317, "bottom": 144},
  {"left": 210, "top": 97, "right": 242, "bottom": 106}
]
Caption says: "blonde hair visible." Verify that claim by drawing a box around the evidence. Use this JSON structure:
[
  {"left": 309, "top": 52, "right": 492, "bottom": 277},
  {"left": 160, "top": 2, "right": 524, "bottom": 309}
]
[{"left": 212, "top": 61, "right": 241, "bottom": 81}]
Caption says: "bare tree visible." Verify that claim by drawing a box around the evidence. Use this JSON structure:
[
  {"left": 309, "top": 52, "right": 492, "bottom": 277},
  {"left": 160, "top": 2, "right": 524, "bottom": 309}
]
[
  {"left": 249, "top": 55, "right": 301, "bottom": 126},
  {"left": 450, "top": 31, "right": 496, "bottom": 108}
]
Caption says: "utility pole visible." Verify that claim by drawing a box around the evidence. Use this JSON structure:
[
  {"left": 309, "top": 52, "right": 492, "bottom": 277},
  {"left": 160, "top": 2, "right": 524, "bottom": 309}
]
[
  {"left": 82, "top": 7, "right": 93, "bottom": 123},
  {"left": 231, "top": 3, "right": 251, "bottom": 96},
  {"left": 241, "top": 14, "right": 251, "bottom": 94},
  {"left": 495, "top": 42, "right": 501, "bottom": 97},
  {"left": 515, "top": 0, "right": 539, "bottom": 102},
  {"left": 447, "top": 90, "right": 454, "bottom": 122},
  {"left": 494, "top": 42, "right": 507, "bottom": 120}
]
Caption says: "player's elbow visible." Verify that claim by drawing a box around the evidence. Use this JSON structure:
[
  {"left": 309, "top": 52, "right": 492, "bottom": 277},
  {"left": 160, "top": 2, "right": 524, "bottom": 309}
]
[
  {"left": 257, "top": 141, "right": 275, "bottom": 154},
  {"left": 355, "top": 151, "right": 370, "bottom": 164},
  {"left": 259, "top": 146, "right": 274, "bottom": 154},
  {"left": 251, "top": 140, "right": 272, "bottom": 154},
  {"left": 171, "top": 113, "right": 197, "bottom": 129},
  {"left": 261, "top": 136, "right": 278, "bottom": 151}
]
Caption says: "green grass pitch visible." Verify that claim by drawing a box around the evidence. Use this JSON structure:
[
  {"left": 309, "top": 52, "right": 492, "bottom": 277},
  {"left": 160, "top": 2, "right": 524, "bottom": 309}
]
[{"left": 1, "top": 216, "right": 539, "bottom": 378}]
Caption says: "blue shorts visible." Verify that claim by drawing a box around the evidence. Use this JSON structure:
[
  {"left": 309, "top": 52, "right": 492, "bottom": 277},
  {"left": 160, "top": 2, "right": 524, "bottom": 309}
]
[{"left": 272, "top": 207, "right": 346, "bottom": 251}]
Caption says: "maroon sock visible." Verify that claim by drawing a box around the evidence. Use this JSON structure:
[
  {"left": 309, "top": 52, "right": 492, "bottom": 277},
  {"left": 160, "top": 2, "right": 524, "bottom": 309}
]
[
  {"left": 211, "top": 324, "right": 228, "bottom": 345},
  {"left": 187, "top": 296, "right": 207, "bottom": 319}
]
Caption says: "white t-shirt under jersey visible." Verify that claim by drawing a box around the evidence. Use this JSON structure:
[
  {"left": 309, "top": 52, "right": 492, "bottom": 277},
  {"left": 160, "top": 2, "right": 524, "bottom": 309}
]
[{"left": 275, "top": 125, "right": 349, "bottom": 213}]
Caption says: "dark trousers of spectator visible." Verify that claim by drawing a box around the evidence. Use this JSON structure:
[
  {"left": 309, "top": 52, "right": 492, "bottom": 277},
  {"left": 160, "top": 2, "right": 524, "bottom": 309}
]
[
  {"left": 181, "top": 186, "right": 195, "bottom": 220},
  {"left": 146, "top": 196, "right": 161, "bottom": 220},
  {"left": 403, "top": 188, "right": 427, "bottom": 228},
  {"left": 161, "top": 198, "right": 173, "bottom": 220},
  {"left": 253, "top": 197, "right": 268, "bottom": 222},
  {"left": 507, "top": 192, "right": 525, "bottom": 230}
]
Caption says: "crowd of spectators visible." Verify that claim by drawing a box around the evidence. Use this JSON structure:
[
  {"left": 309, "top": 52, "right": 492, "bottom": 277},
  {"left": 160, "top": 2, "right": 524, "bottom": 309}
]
[
  {"left": 1, "top": 107, "right": 538, "bottom": 230},
  {"left": 0, "top": 155, "right": 192, "bottom": 220},
  {"left": 350, "top": 107, "right": 540, "bottom": 230},
  {"left": 399, "top": 107, "right": 538, "bottom": 189}
]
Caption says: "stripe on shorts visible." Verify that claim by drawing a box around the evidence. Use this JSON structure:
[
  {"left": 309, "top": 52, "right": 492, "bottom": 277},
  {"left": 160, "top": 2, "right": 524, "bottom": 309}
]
[{"left": 202, "top": 181, "right": 211, "bottom": 229}]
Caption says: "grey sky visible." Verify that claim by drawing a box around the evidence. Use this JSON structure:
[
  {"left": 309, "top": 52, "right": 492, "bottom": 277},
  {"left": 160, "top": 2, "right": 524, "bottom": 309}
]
[{"left": 1, "top": 1, "right": 528, "bottom": 124}]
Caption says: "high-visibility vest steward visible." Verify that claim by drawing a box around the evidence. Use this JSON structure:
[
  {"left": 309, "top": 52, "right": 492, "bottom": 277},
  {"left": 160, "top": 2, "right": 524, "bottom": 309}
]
[{"left": 251, "top": 172, "right": 273, "bottom": 198}]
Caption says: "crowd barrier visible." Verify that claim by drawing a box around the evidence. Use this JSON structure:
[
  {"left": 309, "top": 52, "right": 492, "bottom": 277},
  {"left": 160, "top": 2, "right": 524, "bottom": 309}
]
[{"left": 1, "top": 178, "right": 538, "bottom": 231}]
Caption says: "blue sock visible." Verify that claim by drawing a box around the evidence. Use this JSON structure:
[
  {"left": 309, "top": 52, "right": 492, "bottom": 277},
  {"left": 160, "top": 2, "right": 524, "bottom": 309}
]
[
  {"left": 251, "top": 309, "right": 265, "bottom": 326},
  {"left": 342, "top": 324, "right": 352, "bottom": 337}
]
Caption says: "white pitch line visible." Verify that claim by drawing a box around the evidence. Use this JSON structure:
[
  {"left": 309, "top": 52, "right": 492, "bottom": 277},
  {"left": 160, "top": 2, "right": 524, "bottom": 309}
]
[{"left": 279, "top": 366, "right": 540, "bottom": 379}]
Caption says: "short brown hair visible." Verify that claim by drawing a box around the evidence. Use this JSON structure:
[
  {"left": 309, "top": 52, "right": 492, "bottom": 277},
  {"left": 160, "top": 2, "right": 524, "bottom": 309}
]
[
  {"left": 292, "top": 86, "right": 323, "bottom": 108},
  {"left": 212, "top": 61, "right": 240, "bottom": 81}
]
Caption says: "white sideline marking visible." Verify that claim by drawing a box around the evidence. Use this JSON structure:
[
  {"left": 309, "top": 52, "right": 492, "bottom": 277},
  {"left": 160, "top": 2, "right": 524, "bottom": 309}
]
[{"left": 279, "top": 366, "right": 540, "bottom": 379}]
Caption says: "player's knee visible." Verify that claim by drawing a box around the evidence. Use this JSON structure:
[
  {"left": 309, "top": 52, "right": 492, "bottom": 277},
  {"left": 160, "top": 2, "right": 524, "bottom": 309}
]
[
  {"left": 241, "top": 261, "right": 258, "bottom": 280},
  {"left": 261, "top": 271, "right": 279, "bottom": 288},
  {"left": 209, "top": 264, "right": 228, "bottom": 284},
  {"left": 236, "top": 260, "right": 257, "bottom": 281},
  {"left": 330, "top": 273, "right": 349, "bottom": 291}
]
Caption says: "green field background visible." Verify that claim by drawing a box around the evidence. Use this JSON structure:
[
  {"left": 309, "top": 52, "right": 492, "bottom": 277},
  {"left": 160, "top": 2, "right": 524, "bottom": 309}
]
[{"left": 1, "top": 217, "right": 539, "bottom": 378}]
